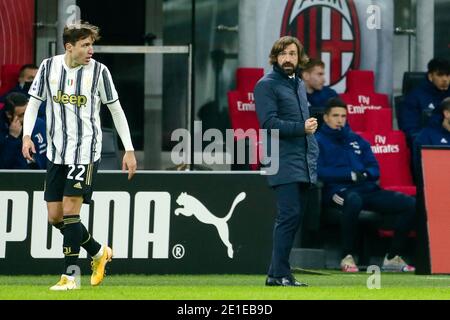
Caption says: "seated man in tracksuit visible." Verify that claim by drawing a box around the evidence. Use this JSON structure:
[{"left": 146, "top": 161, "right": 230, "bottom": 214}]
[
  {"left": 398, "top": 58, "right": 450, "bottom": 146},
  {"left": 0, "top": 92, "right": 47, "bottom": 169},
  {"left": 315, "top": 97, "right": 416, "bottom": 272},
  {"left": 413, "top": 97, "right": 450, "bottom": 180}
]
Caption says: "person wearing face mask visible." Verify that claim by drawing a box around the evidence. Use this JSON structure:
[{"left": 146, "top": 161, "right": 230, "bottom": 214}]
[
  {"left": 0, "top": 64, "right": 46, "bottom": 119},
  {"left": 316, "top": 97, "right": 416, "bottom": 273}
]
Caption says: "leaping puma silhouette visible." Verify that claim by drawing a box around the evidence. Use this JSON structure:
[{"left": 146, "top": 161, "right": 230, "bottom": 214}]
[{"left": 174, "top": 192, "right": 246, "bottom": 258}]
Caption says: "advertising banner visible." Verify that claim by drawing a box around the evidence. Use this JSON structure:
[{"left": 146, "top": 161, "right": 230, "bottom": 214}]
[{"left": 0, "top": 171, "right": 275, "bottom": 275}]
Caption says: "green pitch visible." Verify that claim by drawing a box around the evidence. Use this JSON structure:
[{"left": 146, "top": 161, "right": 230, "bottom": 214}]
[{"left": 0, "top": 272, "right": 449, "bottom": 300}]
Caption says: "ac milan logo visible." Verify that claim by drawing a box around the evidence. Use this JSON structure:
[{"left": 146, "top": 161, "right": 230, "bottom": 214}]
[{"left": 281, "top": 0, "right": 360, "bottom": 87}]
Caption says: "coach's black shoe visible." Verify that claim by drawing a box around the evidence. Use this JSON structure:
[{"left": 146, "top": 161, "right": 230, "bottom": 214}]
[{"left": 265, "top": 275, "right": 308, "bottom": 287}]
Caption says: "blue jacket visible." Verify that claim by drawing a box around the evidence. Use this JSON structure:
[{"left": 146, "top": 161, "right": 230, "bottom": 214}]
[
  {"left": 254, "top": 65, "right": 319, "bottom": 187},
  {"left": 413, "top": 117, "right": 450, "bottom": 177},
  {"left": 307, "top": 86, "right": 338, "bottom": 108},
  {"left": 398, "top": 78, "right": 450, "bottom": 140},
  {"left": 0, "top": 114, "right": 47, "bottom": 169},
  {"left": 315, "top": 123, "right": 380, "bottom": 202}
]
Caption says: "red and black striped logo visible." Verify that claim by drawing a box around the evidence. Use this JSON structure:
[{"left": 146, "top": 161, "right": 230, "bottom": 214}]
[{"left": 281, "top": 0, "right": 361, "bottom": 87}]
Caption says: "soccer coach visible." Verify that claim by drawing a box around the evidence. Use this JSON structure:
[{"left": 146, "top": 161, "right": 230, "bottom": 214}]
[{"left": 254, "top": 36, "right": 319, "bottom": 287}]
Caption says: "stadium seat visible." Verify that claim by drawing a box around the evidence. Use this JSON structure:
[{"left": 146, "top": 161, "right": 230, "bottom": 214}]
[
  {"left": 360, "top": 130, "right": 416, "bottom": 196},
  {"left": 402, "top": 72, "right": 426, "bottom": 96},
  {"left": 226, "top": 68, "right": 264, "bottom": 171},
  {"left": 394, "top": 71, "right": 427, "bottom": 128},
  {"left": 364, "top": 108, "right": 393, "bottom": 132},
  {"left": 99, "top": 127, "right": 121, "bottom": 170},
  {"left": 340, "top": 70, "right": 391, "bottom": 132},
  {"left": 227, "top": 90, "right": 261, "bottom": 170},
  {"left": 235, "top": 68, "right": 264, "bottom": 97},
  {"left": 0, "top": 103, "right": 4, "bottom": 111},
  {"left": 0, "top": 64, "right": 21, "bottom": 96}
]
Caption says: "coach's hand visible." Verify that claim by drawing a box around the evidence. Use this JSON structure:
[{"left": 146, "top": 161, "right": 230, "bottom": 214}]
[
  {"left": 305, "top": 117, "right": 318, "bottom": 135},
  {"left": 123, "top": 151, "right": 137, "bottom": 180},
  {"left": 22, "top": 135, "right": 36, "bottom": 161}
]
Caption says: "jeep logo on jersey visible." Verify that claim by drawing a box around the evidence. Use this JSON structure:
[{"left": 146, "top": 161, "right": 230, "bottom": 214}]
[
  {"left": 53, "top": 90, "right": 87, "bottom": 107},
  {"left": 174, "top": 192, "right": 246, "bottom": 258},
  {"left": 281, "top": 0, "right": 361, "bottom": 87}
]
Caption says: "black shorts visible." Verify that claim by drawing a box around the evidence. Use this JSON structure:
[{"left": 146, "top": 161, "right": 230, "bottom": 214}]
[{"left": 44, "top": 160, "right": 99, "bottom": 204}]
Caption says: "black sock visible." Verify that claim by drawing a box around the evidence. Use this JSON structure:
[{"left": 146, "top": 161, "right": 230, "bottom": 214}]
[
  {"left": 80, "top": 223, "right": 101, "bottom": 257},
  {"left": 62, "top": 215, "right": 82, "bottom": 276},
  {"left": 53, "top": 221, "right": 101, "bottom": 257}
]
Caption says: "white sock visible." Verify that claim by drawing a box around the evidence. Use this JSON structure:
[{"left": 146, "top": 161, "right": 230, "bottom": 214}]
[{"left": 93, "top": 246, "right": 104, "bottom": 260}]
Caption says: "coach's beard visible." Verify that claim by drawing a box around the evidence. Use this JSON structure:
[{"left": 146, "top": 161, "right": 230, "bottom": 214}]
[{"left": 280, "top": 62, "right": 297, "bottom": 76}]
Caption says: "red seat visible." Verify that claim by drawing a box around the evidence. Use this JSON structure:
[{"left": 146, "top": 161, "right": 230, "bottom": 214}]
[
  {"left": 227, "top": 90, "right": 262, "bottom": 170},
  {"left": 340, "top": 70, "right": 391, "bottom": 132},
  {"left": 0, "top": 103, "right": 4, "bottom": 111},
  {"left": 364, "top": 108, "right": 393, "bottom": 132},
  {"left": 227, "top": 91, "right": 260, "bottom": 132},
  {"left": 226, "top": 68, "right": 264, "bottom": 170},
  {"left": 235, "top": 68, "right": 264, "bottom": 99},
  {"left": 0, "top": 64, "right": 21, "bottom": 96},
  {"left": 360, "top": 131, "right": 416, "bottom": 196}
]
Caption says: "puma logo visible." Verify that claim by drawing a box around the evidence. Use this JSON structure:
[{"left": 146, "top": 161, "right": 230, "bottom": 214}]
[{"left": 174, "top": 192, "right": 246, "bottom": 258}]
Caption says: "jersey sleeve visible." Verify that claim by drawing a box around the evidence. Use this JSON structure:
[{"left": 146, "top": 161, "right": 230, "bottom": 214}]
[
  {"left": 98, "top": 65, "right": 119, "bottom": 104},
  {"left": 28, "top": 59, "right": 48, "bottom": 101}
]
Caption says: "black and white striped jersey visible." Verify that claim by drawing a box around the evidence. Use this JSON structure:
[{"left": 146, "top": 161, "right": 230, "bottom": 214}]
[{"left": 29, "top": 54, "right": 118, "bottom": 165}]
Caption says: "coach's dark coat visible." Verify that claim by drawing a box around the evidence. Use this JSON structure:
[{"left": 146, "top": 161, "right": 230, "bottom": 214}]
[{"left": 254, "top": 65, "right": 319, "bottom": 187}]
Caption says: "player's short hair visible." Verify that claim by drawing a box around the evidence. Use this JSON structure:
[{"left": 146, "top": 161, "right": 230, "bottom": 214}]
[
  {"left": 269, "top": 36, "right": 309, "bottom": 68},
  {"left": 441, "top": 97, "right": 450, "bottom": 113},
  {"left": 19, "top": 64, "right": 38, "bottom": 77},
  {"left": 302, "top": 58, "right": 325, "bottom": 72},
  {"left": 4, "top": 92, "right": 29, "bottom": 115},
  {"left": 324, "top": 97, "right": 347, "bottom": 114},
  {"left": 427, "top": 58, "right": 450, "bottom": 76},
  {"left": 63, "top": 21, "right": 100, "bottom": 46}
]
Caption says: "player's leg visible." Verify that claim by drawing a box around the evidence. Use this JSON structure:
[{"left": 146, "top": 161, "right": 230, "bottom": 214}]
[
  {"left": 49, "top": 196, "right": 85, "bottom": 291},
  {"left": 48, "top": 200, "right": 104, "bottom": 261},
  {"left": 61, "top": 195, "right": 84, "bottom": 276},
  {"left": 48, "top": 202, "right": 64, "bottom": 231},
  {"left": 45, "top": 161, "right": 102, "bottom": 258},
  {"left": 45, "top": 161, "right": 65, "bottom": 230},
  {"left": 63, "top": 161, "right": 112, "bottom": 286},
  {"left": 44, "top": 162, "right": 77, "bottom": 290}
]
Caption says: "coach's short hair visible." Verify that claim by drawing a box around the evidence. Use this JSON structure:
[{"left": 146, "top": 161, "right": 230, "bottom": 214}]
[
  {"left": 63, "top": 21, "right": 100, "bottom": 47},
  {"left": 324, "top": 97, "right": 347, "bottom": 114},
  {"left": 269, "top": 36, "right": 309, "bottom": 68}
]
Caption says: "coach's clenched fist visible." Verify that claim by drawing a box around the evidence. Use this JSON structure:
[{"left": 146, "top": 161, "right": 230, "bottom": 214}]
[{"left": 304, "top": 117, "right": 318, "bottom": 134}]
